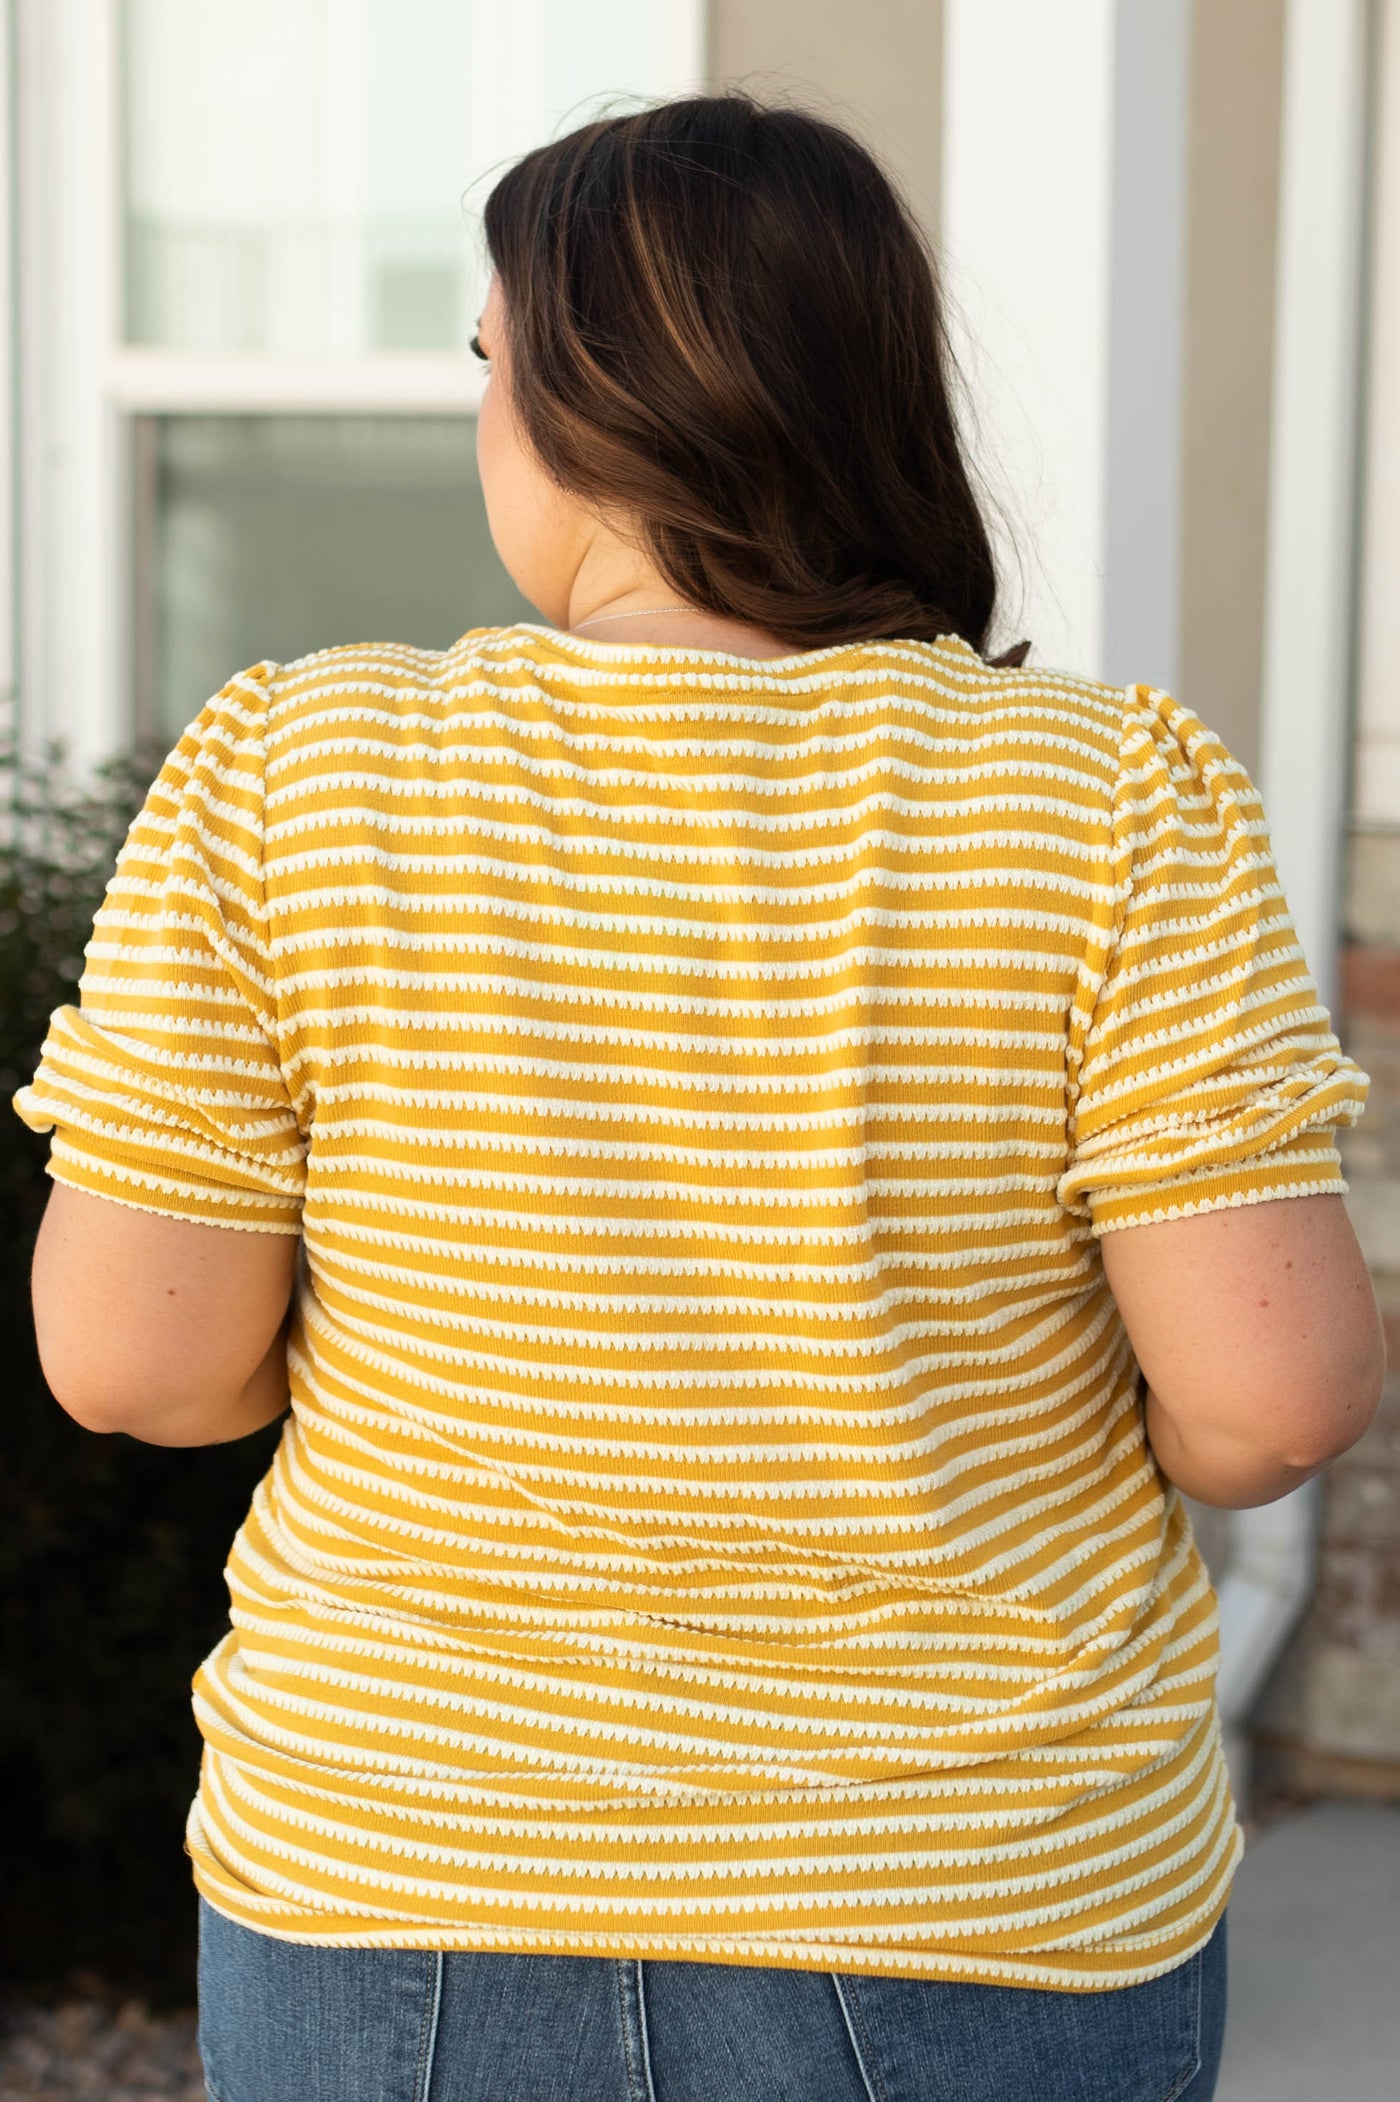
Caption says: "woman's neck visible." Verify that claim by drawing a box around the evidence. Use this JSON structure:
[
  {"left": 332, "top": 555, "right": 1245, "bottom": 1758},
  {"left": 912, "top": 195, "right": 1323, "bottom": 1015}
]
[{"left": 562, "top": 584, "right": 796, "bottom": 660}]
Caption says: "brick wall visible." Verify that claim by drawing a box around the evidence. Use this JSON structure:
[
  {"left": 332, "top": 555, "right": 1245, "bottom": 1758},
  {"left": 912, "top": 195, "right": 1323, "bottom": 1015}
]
[{"left": 1249, "top": 827, "right": 1400, "bottom": 1801}]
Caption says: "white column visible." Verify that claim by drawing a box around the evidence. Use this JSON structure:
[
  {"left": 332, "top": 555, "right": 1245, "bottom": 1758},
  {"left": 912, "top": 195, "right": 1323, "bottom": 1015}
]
[
  {"left": 1256, "top": 0, "right": 1372, "bottom": 1016},
  {"left": 1354, "top": 0, "right": 1400, "bottom": 832},
  {"left": 940, "top": 0, "right": 1113, "bottom": 677},
  {"left": 940, "top": 1, "right": 1190, "bottom": 691},
  {"left": 0, "top": 0, "right": 16, "bottom": 745},
  {"left": 16, "top": 0, "right": 127, "bottom": 766},
  {"left": 1103, "top": 1, "right": 1190, "bottom": 697}
]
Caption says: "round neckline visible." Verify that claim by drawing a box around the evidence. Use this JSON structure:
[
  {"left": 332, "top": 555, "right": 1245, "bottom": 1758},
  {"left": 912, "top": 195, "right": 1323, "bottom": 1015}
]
[{"left": 497, "top": 621, "right": 975, "bottom": 675}]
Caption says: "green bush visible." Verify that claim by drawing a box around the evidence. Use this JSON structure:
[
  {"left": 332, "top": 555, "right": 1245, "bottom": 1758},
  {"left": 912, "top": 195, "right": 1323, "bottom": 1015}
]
[{"left": 0, "top": 747, "right": 283, "bottom": 2008}]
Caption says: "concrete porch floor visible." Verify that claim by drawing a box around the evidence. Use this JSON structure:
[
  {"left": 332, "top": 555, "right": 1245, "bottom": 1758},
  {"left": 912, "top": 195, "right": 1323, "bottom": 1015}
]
[{"left": 1216, "top": 1798, "right": 1400, "bottom": 2099}]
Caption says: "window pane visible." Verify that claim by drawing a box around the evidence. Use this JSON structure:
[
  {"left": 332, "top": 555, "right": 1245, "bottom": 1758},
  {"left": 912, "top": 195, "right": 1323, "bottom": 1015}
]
[
  {"left": 135, "top": 415, "right": 535, "bottom": 739},
  {"left": 121, "top": 0, "right": 694, "bottom": 352}
]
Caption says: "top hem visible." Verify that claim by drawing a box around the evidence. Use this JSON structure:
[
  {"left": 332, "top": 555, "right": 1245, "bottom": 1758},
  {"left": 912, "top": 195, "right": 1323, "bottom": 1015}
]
[{"left": 187, "top": 1849, "right": 1239, "bottom": 1997}]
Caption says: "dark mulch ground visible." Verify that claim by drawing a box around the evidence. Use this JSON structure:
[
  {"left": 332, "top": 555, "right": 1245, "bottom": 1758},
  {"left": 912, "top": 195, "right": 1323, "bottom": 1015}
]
[{"left": 0, "top": 1978, "right": 207, "bottom": 2101}]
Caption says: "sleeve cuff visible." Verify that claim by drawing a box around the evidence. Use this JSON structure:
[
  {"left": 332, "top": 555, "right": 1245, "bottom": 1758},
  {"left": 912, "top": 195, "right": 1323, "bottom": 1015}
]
[
  {"left": 1081, "top": 1125, "right": 1349, "bottom": 1237},
  {"left": 41, "top": 1125, "right": 304, "bottom": 1235}
]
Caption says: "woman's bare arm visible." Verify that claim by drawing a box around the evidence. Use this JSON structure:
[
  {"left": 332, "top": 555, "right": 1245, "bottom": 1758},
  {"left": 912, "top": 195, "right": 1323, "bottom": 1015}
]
[
  {"left": 1099, "top": 1193, "right": 1386, "bottom": 1508},
  {"left": 31, "top": 1183, "right": 298, "bottom": 1446}
]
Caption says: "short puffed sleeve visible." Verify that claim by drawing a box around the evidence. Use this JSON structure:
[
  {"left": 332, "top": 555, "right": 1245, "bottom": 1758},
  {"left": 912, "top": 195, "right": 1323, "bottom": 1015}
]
[
  {"left": 1057, "top": 687, "right": 1369, "bottom": 1234},
  {"left": 14, "top": 664, "right": 306, "bottom": 1233}
]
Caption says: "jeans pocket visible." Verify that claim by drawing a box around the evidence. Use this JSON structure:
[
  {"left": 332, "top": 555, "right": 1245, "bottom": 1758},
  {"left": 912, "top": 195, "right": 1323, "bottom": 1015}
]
[
  {"left": 836, "top": 1922, "right": 1225, "bottom": 2102},
  {"left": 195, "top": 1893, "right": 442, "bottom": 2102}
]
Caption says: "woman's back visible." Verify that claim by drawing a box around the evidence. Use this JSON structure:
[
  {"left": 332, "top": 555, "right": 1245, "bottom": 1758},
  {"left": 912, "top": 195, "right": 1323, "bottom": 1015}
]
[{"left": 20, "top": 618, "right": 1367, "bottom": 1984}]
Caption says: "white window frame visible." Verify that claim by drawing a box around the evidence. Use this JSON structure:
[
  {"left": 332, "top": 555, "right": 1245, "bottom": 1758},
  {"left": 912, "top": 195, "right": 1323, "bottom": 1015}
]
[{"left": 15, "top": 0, "right": 705, "bottom": 765}]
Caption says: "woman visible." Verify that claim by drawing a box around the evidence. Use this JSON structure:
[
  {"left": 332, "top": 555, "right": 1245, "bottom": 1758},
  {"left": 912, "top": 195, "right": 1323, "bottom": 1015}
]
[{"left": 18, "top": 92, "right": 1383, "bottom": 2102}]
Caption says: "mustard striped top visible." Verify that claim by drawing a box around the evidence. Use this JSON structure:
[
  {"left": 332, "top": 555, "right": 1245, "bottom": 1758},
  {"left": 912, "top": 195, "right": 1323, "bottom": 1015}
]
[{"left": 17, "top": 626, "right": 1369, "bottom": 1990}]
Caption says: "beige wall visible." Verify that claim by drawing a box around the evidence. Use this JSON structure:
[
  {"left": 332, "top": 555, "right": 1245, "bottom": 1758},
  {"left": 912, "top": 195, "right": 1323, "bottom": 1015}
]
[
  {"left": 1178, "top": 0, "right": 1287, "bottom": 776},
  {"left": 707, "top": 0, "right": 943, "bottom": 243}
]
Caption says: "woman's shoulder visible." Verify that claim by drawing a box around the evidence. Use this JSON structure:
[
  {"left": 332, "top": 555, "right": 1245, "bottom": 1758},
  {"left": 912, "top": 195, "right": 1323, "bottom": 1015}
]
[
  {"left": 253, "top": 623, "right": 1141, "bottom": 766},
  {"left": 937, "top": 634, "right": 1127, "bottom": 711},
  {"left": 882, "top": 634, "right": 1135, "bottom": 773},
  {"left": 257, "top": 629, "right": 518, "bottom": 748}
]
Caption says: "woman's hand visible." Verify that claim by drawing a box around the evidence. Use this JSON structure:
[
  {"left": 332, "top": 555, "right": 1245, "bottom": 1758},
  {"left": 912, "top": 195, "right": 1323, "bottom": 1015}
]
[{"left": 31, "top": 1183, "right": 299, "bottom": 1446}]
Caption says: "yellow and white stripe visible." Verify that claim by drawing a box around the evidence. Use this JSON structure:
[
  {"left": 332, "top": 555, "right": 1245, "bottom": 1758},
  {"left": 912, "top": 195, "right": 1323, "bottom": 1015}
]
[{"left": 16, "top": 625, "right": 1368, "bottom": 1988}]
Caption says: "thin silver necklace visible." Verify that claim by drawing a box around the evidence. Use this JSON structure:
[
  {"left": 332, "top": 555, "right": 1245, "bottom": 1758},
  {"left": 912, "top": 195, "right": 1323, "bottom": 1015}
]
[{"left": 571, "top": 605, "right": 697, "bottom": 633}]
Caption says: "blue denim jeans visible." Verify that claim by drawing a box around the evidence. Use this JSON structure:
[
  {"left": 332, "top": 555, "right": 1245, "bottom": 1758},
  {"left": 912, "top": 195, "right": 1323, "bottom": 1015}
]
[{"left": 196, "top": 1893, "right": 1227, "bottom": 2102}]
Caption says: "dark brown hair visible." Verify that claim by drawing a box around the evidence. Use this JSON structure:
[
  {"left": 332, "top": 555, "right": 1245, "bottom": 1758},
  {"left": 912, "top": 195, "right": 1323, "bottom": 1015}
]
[{"left": 482, "top": 93, "right": 1031, "bottom": 666}]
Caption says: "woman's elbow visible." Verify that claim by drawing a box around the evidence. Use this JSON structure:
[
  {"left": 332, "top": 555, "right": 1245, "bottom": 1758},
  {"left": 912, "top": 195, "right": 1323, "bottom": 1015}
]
[
  {"left": 44, "top": 1386, "right": 132, "bottom": 1436},
  {"left": 1139, "top": 1274, "right": 1388, "bottom": 1510},
  {"left": 35, "top": 1329, "right": 148, "bottom": 1434},
  {"left": 32, "top": 1292, "right": 203, "bottom": 1434},
  {"left": 1259, "top": 1272, "right": 1389, "bottom": 1472},
  {"left": 1279, "top": 1322, "right": 1388, "bottom": 1471}
]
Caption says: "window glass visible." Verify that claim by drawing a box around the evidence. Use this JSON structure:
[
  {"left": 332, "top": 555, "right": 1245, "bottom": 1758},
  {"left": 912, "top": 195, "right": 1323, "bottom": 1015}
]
[
  {"left": 121, "top": 0, "right": 692, "bottom": 352},
  {"left": 135, "top": 415, "right": 535, "bottom": 739}
]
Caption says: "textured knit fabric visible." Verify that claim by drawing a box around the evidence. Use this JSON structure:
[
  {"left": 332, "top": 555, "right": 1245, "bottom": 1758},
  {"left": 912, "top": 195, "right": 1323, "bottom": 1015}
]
[{"left": 16, "top": 625, "right": 1369, "bottom": 1989}]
